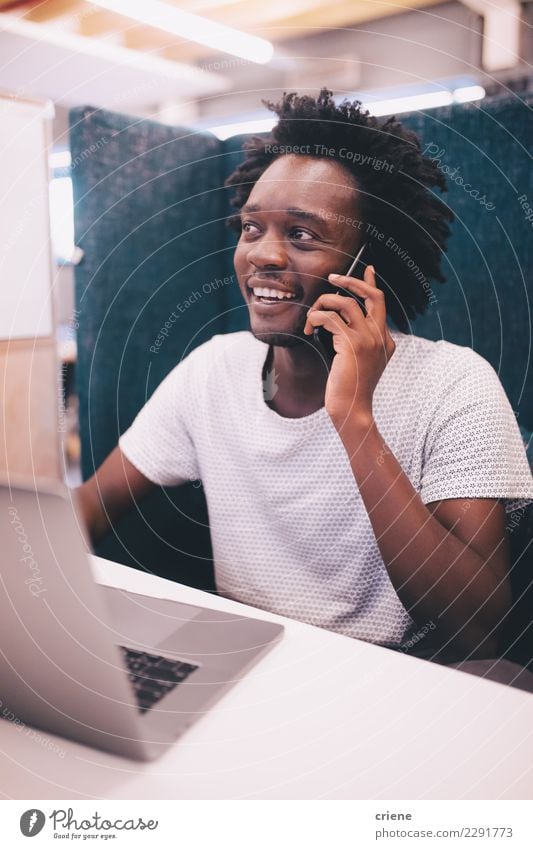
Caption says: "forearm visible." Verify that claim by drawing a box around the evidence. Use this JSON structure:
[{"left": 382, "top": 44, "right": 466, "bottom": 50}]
[
  {"left": 74, "top": 447, "right": 156, "bottom": 548},
  {"left": 74, "top": 479, "right": 111, "bottom": 546},
  {"left": 335, "top": 414, "right": 510, "bottom": 655}
]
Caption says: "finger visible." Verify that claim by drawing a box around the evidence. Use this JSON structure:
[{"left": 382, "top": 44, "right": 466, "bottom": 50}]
[
  {"left": 364, "top": 264, "right": 378, "bottom": 287},
  {"left": 303, "top": 293, "right": 365, "bottom": 335},
  {"left": 328, "top": 265, "right": 378, "bottom": 293},
  {"left": 360, "top": 267, "right": 394, "bottom": 354},
  {"left": 328, "top": 266, "right": 386, "bottom": 325},
  {"left": 303, "top": 310, "right": 350, "bottom": 336}
]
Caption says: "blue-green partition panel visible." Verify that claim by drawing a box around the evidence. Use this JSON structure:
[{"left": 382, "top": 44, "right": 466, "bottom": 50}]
[
  {"left": 402, "top": 94, "right": 532, "bottom": 432},
  {"left": 217, "top": 132, "right": 257, "bottom": 334},
  {"left": 70, "top": 106, "right": 231, "bottom": 589}
]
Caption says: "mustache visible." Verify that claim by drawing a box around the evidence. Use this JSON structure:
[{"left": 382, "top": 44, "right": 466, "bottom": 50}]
[{"left": 246, "top": 272, "right": 287, "bottom": 282}]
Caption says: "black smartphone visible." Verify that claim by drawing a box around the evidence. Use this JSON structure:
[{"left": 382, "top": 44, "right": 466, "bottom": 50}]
[{"left": 314, "top": 242, "right": 369, "bottom": 356}]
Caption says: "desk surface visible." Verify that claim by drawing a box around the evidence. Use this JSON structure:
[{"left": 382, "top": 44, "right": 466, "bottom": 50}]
[{"left": 1, "top": 556, "right": 532, "bottom": 800}]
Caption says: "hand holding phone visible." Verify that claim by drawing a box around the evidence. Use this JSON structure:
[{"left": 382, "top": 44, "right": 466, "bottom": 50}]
[{"left": 313, "top": 242, "right": 369, "bottom": 355}]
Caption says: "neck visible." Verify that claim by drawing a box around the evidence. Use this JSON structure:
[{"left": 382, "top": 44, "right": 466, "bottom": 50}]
[{"left": 267, "top": 340, "right": 334, "bottom": 404}]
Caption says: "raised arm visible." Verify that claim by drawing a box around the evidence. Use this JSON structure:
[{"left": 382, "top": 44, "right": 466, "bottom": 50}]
[
  {"left": 74, "top": 446, "right": 156, "bottom": 547},
  {"left": 305, "top": 265, "right": 521, "bottom": 658}
]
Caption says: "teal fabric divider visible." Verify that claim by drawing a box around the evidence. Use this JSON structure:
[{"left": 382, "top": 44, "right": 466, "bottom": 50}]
[
  {"left": 217, "top": 133, "right": 256, "bottom": 334},
  {"left": 401, "top": 94, "right": 532, "bottom": 432},
  {"left": 70, "top": 105, "right": 228, "bottom": 589}
]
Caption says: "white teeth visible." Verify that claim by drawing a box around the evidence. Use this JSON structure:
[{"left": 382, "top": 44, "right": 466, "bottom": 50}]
[{"left": 252, "top": 287, "right": 297, "bottom": 299}]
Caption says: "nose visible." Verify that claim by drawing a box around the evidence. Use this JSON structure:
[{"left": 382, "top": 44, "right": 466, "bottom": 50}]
[{"left": 247, "top": 235, "right": 288, "bottom": 270}]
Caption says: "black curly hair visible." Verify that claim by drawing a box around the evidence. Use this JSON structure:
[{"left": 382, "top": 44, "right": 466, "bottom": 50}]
[{"left": 224, "top": 88, "right": 454, "bottom": 332}]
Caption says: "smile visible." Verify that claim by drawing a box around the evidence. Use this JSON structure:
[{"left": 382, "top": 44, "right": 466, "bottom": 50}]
[
  {"left": 248, "top": 289, "right": 302, "bottom": 311},
  {"left": 251, "top": 286, "right": 297, "bottom": 302},
  {"left": 247, "top": 279, "right": 302, "bottom": 308}
]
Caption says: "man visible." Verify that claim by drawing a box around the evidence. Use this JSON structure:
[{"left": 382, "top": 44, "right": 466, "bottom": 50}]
[{"left": 77, "top": 89, "right": 533, "bottom": 667}]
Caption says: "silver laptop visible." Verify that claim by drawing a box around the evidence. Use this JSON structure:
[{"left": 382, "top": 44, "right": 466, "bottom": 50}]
[{"left": 0, "top": 475, "right": 283, "bottom": 761}]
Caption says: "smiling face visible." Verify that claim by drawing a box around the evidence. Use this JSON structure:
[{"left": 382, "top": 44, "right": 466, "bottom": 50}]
[{"left": 233, "top": 155, "right": 363, "bottom": 347}]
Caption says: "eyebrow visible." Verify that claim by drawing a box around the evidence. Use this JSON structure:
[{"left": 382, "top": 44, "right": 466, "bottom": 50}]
[{"left": 240, "top": 203, "right": 327, "bottom": 228}]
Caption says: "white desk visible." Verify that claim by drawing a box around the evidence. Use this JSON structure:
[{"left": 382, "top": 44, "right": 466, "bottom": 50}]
[{"left": 1, "top": 556, "right": 532, "bottom": 800}]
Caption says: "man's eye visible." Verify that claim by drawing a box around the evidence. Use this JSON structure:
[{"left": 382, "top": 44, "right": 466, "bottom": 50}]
[
  {"left": 241, "top": 221, "right": 260, "bottom": 234},
  {"left": 291, "top": 228, "right": 314, "bottom": 241}
]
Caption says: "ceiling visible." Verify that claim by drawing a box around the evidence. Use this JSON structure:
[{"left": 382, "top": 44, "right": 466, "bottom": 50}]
[
  {"left": 2, "top": 1, "right": 445, "bottom": 64},
  {"left": 0, "top": 0, "right": 446, "bottom": 110}
]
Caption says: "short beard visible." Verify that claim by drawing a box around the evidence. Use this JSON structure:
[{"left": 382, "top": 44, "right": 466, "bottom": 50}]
[
  {"left": 251, "top": 330, "right": 302, "bottom": 348},
  {"left": 250, "top": 312, "right": 309, "bottom": 349}
]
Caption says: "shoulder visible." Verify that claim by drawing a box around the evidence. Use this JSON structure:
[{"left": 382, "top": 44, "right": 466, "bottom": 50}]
[
  {"left": 383, "top": 330, "right": 511, "bottom": 425},
  {"left": 159, "top": 331, "right": 261, "bottom": 404},
  {"left": 170, "top": 331, "right": 257, "bottom": 374},
  {"left": 140, "top": 332, "right": 257, "bottom": 417},
  {"left": 389, "top": 329, "right": 500, "bottom": 386}
]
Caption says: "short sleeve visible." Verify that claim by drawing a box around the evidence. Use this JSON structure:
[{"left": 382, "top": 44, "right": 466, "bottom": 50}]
[
  {"left": 118, "top": 352, "right": 200, "bottom": 487},
  {"left": 419, "top": 348, "right": 533, "bottom": 513}
]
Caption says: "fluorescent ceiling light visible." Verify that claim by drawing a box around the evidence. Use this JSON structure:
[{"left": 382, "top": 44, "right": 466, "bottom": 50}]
[
  {"left": 206, "top": 85, "right": 485, "bottom": 139},
  {"left": 365, "top": 90, "right": 453, "bottom": 116},
  {"left": 91, "top": 0, "right": 274, "bottom": 65},
  {"left": 0, "top": 12, "right": 227, "bottom": 92},
  {"left": 453, "top": 85, "right": 486, "bottom": 103},
  {"left": 361, "top": 86, "right": 485, "bottom": 116},
  {"left": 208, "top": 117, "right": 277, "bottom": 140}
]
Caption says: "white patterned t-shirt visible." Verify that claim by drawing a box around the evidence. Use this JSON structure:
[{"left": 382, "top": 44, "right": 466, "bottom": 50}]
[{"left": 118, "top": 329, "right": 533, "bottom": 648}]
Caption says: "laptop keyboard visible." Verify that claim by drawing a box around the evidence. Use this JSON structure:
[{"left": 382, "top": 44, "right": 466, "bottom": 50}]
[{"left": 119, "top": 646, "right": 199, "bottom": 714}]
